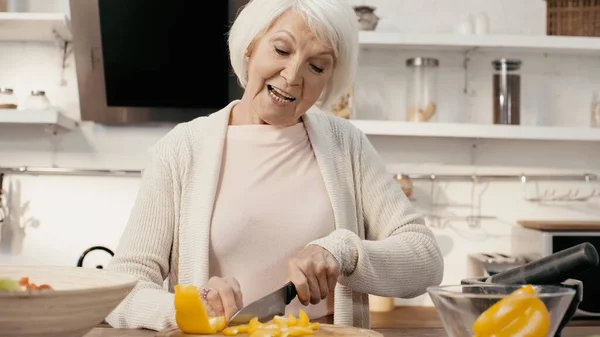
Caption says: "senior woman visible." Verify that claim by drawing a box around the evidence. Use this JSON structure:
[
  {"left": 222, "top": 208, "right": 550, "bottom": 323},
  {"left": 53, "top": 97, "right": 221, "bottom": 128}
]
[{"left": 105, "top": 0, "right": 444, "bottom": 332}]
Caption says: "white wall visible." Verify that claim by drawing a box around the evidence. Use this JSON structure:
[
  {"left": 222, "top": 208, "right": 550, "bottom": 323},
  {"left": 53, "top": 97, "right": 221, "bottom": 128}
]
[{"left": 1, "top": 0, "right": 600, "bottom": 307}]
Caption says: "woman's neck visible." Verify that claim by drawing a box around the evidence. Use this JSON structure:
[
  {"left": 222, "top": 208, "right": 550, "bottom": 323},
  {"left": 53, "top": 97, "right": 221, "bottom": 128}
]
[{"left": 229, "top": 95, "right": 265, "bottom": 125}]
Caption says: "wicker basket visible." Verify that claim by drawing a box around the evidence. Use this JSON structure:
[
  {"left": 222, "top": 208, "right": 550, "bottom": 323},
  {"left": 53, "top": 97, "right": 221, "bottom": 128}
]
[{"left": 546, "top": 0, "right": 600, "bottom": 37}]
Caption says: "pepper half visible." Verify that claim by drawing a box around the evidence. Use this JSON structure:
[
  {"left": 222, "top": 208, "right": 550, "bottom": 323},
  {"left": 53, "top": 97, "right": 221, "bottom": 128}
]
[
  {"left": 174, "top": 284, "right": 226, "bottom": 334},
  {"left": 472, "top": 284, "right": 550, "bottom": 337}
]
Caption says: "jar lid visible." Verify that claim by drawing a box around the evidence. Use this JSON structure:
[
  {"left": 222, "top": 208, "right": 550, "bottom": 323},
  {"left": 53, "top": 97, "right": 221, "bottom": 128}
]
[
  {"left": 31, "top": 90, "right": 46, "bottom": 96},
  {"left": 492, "top": 59, "right": 522, "bottom": 71},
  {"left": 406, "top": 57, "right": 439, "bottom": 67},
  {"left": 0, "top": 88, "right": 14, "bottom": 94}
]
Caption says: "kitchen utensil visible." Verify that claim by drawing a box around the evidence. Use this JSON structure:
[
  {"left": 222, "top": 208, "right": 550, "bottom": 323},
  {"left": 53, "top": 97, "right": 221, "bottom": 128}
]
[
  {"left": 0, "top": 264, "right": 138, "bottom": 337},
  {"left": 228, "top": 282, "right": 297, "bottom": 326},
  {"left": 461, "top": 242, "right": 599, "bottom": 337},
  {"left": 427, "top": 284, "right": 576, "bottom": 337},
  {"left": 394, "top": 174, "right": 413, "bottom": 197},
  {"left": 486, "top": 242, "right": 599, "bottom": 285},
  {"left": 77, "top": 245, "right": 115, "bottom": 269},
  {"left": 157, "top": 324, "right": 384, "bottom": 337},
  {"left": 468, "top": 252, "right": 531, "bottom": 276},
  {"left": 513, "top": 223, "right": 600, "bottom": 317}
]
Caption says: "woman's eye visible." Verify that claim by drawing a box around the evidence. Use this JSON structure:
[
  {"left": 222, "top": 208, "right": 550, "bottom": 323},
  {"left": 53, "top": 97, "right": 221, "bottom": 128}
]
[
  {"left": 275, "top": 47, "right": 289, "bottom": 55},
  {"left": 311, "top": 65, "right": 324, "bottom": 73}
]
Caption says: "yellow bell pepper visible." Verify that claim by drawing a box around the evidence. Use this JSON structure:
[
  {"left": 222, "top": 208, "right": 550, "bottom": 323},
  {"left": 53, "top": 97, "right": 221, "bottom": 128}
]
[
  {"left": 222, "top": 309, "right": 319, "bottom": 337},
  {"left": 174, "top": 284, "right": 226, "bottom": 334},
  {"left": 472, "top": 284, "right": 550, "bottom": 337},
  {"left": 174, "top": 285, "right": 319, "bottom": 337}
]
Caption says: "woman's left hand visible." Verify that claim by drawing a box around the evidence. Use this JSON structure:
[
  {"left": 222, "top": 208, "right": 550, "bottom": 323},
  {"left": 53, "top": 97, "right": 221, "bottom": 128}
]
[{"left": 287, "top": 245, "right": 340, "bottom": 306}]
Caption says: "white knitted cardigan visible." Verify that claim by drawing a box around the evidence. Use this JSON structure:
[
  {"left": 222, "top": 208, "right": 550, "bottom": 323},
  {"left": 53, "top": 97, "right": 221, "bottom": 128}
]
[{"left": 105, "top": 100, "right": 444, "bottom": 332}]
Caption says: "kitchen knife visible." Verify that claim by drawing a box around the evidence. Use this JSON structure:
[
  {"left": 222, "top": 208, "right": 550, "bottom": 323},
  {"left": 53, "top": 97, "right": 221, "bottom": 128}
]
[
  {"left": 228, "top": 282, "right": 297, "bottom": 326},
  {"left": 486, "top": 242, "right": 599, "bottom": 284}
]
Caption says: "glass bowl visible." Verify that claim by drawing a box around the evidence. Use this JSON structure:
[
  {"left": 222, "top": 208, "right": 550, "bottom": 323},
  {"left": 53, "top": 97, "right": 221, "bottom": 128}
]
[{"left": 427, "top": 284, "right": 576, "bottom": 337}]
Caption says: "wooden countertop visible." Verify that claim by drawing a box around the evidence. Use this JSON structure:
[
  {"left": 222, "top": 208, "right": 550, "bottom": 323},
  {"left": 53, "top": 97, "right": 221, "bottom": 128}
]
[{"left": 86, "top": 307, "right": 600, "bottom": 337}]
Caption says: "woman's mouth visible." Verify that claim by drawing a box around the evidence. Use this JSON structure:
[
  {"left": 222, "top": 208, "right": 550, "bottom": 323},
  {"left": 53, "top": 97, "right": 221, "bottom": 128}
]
[{"left": 267, "top": 84, "right": 296, "bottom": 105}]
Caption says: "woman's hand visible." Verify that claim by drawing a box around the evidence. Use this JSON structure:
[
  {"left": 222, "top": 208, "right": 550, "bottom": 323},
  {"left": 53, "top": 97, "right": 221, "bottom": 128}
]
[
  {"left": 200, "top": 276, "right": 243, "bottom": 321},
  {"left": 287, "top": 245, "right": 340, "bottom": 306}
]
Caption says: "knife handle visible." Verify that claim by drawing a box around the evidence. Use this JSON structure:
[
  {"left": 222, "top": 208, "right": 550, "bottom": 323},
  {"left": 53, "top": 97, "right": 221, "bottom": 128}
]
[
  {"left": 487, "top": 242, "right": 599, "bottom": 285},
  {"left": 284, "top": 282, "right": 297, "bottom": 305}
]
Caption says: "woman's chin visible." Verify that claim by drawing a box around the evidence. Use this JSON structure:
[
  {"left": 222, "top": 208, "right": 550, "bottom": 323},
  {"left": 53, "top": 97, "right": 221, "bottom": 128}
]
[{"left": 257, "top": 113, "right": 294, "bottom": 126}]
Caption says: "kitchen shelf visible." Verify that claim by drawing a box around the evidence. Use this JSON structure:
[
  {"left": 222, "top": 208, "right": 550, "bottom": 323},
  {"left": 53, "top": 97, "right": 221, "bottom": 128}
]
[
  {"left": 0, "top": 12, "right": 72, "bottom": 42},
  {"left": 0, "top": 109, "right": 78, "bottom": 131},
  {"left": 350, "top": 119, "right": 600, "bottom": 142},
  {"left": 359, "top": 31, "right": 600, "bottom": 55}
]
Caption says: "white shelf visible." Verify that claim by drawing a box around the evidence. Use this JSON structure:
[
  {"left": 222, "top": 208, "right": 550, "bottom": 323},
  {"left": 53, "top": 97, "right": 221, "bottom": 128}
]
[
  {"left": 350, "top": 120, "right": 600, "bottom": 142},
  {"left": 0, "top": 109, "right": 78, "bottom": 130},
  {"left": 0, "top": 12, "right": 72, "bottom": 42},
  {"left": 359, "top": 31, "right": 600, "bottom": 55}
]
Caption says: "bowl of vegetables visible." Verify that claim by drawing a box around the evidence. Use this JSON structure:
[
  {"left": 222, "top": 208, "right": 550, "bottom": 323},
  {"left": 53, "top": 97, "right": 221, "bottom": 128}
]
[
  {"left": 0, "top": 264, "right": 138, "bottom": 337},
  {"left": 427, "top": 284, "right": 576, "bottom": 337}
]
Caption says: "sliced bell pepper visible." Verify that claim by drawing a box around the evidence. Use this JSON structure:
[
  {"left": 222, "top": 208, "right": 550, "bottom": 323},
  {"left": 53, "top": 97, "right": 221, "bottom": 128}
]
[
  {"left": 223, "top": 309, "right": 319, "bottom": 337},
  {"left": 472, "top": 284, "right": 550, "bottom": 337},
  {"left": 297, "top": 309, "right": 310, "bottom": 327},
  {"left": 174, "top": 284, "right": 226, "bottom": 334}
]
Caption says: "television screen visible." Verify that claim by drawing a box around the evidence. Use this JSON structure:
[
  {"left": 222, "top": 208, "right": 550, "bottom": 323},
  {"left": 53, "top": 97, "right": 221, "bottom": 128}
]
[{"left": 98, "top": 0, "right": 231, "bottom": 109}]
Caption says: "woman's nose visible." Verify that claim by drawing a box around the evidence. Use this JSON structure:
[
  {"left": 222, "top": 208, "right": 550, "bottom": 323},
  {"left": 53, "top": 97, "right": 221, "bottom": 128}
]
[{"left": 281, "top": 62, "right": 303, "bottom": 86}]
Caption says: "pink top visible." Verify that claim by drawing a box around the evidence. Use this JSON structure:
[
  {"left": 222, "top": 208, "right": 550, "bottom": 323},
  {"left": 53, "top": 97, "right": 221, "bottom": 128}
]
[{"left": 209, "top": 121, "right": 335, "bottom": 319}]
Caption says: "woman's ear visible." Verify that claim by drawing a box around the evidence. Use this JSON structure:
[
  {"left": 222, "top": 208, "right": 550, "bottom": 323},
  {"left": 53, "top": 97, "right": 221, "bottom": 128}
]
[{"left": 245, "top": 41, "right": 255, "bottom": 58}]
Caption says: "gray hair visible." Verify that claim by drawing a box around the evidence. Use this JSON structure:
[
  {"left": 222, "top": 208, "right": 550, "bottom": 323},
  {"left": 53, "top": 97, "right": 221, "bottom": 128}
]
[{"left": 228, "top": 0, "right": 359, "bottom": 109}]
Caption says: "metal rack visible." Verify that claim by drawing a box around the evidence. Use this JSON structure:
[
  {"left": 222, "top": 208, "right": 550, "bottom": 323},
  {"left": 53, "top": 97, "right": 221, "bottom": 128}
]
[
  {"left": 393, "top": 173, "right": 598, "bottom": 182},
  {"left": 0, "top": 166, "right": 597, "bottom": 181},
  {"left": 0, "top": 166, "right": 142, "bottom": 177}
]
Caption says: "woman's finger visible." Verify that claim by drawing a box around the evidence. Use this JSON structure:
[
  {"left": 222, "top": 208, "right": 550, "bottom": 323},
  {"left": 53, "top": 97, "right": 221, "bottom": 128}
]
[
  {"left": 313, "top": 260, "right": 329, "bottom": 300},
  {"left": 225, "top": 277, "right": 244, "bottom": 309},
  {"left": 217, "top": 285, "right": 240, "bottom": 321},
  {"left": 326, "top": 255, "right": 340, "bottom": 293},
  {"left": 288, "top": 262, "right": 310, "bottom": 305},
  {"left": 205, "top": 287, "right": 223, "bottom": 317},
  {"left": 305, "top": 271, "right": 321, "bottom": 305}
]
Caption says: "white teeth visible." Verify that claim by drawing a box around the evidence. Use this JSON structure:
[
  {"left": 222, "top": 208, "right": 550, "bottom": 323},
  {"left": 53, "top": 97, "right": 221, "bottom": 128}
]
[
  {"left": 269, "top": 89, "right": 290, "bottom": 103},
  {"left": 271, "top": 86, "right": 295, "bottom": 100}
]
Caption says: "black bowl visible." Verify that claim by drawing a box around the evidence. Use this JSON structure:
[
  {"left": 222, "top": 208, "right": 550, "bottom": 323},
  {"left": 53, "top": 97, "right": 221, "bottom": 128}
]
[{"left": 460, "top": 277, "right": 583, "bottom": 337}]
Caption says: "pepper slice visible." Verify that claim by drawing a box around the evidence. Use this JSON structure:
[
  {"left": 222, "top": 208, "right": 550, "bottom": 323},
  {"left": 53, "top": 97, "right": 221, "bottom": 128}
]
[
  {"left": 224, "top": 310, "right": 319, "bottom": 337},
  {"left": 174, "top": 284, "right": 226, "bottom": 334},
  {"left": 472, "top": 284, "right": 550, "bottom": 337}
]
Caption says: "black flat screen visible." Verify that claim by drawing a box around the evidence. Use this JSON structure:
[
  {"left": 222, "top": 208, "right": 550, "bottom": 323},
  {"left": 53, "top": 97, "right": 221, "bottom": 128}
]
[{"left": 98, "top": 0, "right": 231, "bottom": 109}]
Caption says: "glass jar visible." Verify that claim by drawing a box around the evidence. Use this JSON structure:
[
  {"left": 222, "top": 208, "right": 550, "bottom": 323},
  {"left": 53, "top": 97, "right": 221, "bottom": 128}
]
[
  {"left": 0, "top": 87, "right": 18, "bottom": 109},
  {"left": 406, "top": 57, "right": 439, "bottom": 123},
  {"left": 327, "top": 84, "right": 354, "bottom": 119},
  {"left": 23, "top": 90, "right": 51, "bottom": 110},
  {"left": 492, "top": 59, "right": 522, "bottom": 125}
]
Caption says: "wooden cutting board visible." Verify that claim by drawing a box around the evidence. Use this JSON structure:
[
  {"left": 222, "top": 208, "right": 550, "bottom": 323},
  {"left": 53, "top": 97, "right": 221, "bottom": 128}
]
[
  {"left": 156, "top": 324, "right": 383, "bottom": 337},
  {"left": 518, "top": 220, "right": 600, "bottom": 231}
]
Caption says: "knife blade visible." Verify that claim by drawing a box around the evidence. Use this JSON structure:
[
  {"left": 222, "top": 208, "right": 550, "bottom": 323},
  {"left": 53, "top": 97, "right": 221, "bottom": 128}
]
[{"left": 228, "top": 282, "right": 297, "bottom": 326}]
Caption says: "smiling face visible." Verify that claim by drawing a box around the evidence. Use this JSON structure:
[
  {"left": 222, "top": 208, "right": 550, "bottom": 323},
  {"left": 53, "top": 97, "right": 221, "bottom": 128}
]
[{"left": 232, "top": 10, "right": 335, "bottom": 126}]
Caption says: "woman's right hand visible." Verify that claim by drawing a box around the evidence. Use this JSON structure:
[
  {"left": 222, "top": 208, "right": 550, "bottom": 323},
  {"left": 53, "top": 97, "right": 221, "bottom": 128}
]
[{"left": 199, "top": 276, "right": 244, "bottom": 321}]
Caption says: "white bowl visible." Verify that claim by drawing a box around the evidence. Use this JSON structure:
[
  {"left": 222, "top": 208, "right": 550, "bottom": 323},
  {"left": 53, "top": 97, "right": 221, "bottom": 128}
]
[{"left": 0, "top": 265, "right": 138, "bottom": 337}]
